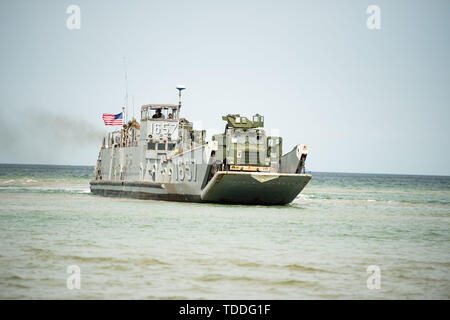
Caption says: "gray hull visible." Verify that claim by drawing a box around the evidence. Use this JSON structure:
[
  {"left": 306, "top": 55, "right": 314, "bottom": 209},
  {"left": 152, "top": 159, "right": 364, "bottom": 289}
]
[
  {"left": 90, "top": 180, "right": 202, "bottom": 202},
  {"left": 90, "top": 171, "right": 311, "bottom": 205}
]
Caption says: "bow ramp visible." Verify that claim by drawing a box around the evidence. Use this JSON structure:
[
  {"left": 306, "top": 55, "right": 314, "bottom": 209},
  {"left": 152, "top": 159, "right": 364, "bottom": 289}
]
[{"left": 201, "top": 171, "right": 311, "bottom": 205}]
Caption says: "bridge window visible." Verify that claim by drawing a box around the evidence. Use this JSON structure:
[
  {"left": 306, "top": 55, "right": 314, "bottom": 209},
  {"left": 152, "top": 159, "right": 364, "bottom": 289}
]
[
  {"left": 157, "top": 143, "right": 166, "bottom": 151},
  {"left": 167, "top": 143, "right": 176, "bottom": 151},
  {"left": 147, "top": 142, "right": 156, "bottom": 150}
]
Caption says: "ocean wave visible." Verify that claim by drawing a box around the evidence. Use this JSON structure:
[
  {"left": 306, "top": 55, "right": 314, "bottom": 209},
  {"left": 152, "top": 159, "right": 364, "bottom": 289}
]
[
  {"left": 0, "top": 186, "right": 91, "bottom": 195},
  {"left": 283, "top": 264, "right": 333, "bottom": 273},
  {"left": 1, "top": 180, "right": 15, "bottom": 184},
  {"left": 193, "top": 273, "right": 324, "bottom": 289},
  {"left": 23, "top": 247, "right": 171, "bottom": 267},
  {"left": 295, "top": 194, "right": 314, "bottom": 201},
  {"left": 294, "top": 194, "right": 450, "bottom": 207},
  {"left": 233, "top": 261, "right": 333, "bottom": 274}
]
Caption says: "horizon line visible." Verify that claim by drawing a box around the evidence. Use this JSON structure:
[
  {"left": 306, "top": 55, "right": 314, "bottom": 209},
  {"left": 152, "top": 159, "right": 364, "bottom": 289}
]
[{"left": 0, "top": 162, "right": 448, "bottom": 178}]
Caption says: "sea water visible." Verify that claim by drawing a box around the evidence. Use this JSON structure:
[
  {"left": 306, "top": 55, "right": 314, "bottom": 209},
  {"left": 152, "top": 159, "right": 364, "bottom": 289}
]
[{"left": 0, "top": 164, "right": 449, "bottom": 299}]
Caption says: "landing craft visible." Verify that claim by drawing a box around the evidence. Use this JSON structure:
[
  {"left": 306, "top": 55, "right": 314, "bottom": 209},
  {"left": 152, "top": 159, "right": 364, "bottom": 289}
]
[{"left": 90, "top": 87, "right": 311, "bottom": 205}]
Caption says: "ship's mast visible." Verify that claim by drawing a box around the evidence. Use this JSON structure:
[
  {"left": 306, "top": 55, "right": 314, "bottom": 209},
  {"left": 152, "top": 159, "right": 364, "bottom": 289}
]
[{"left": 123, "top": 56, "right": 129, "bottom": 123}]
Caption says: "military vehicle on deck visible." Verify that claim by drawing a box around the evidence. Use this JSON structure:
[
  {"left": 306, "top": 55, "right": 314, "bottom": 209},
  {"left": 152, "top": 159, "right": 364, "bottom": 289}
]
[{"left": 90, "top": 87, "right": 311, "bottom": 205}]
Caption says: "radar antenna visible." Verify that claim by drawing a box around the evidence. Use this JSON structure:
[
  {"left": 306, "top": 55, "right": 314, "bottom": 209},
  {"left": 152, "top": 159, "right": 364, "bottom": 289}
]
[{"left": 176, "top": 84, "right": 186, "bottom": 118}]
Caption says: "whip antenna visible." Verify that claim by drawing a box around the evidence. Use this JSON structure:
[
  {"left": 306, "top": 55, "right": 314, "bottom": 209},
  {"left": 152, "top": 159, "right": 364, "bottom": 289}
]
[{"left": 123, "top": 56, "right": 129, "bottom": 122}]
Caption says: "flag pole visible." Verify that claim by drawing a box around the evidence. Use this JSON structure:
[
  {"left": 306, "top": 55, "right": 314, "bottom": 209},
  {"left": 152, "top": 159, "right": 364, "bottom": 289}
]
[{"left": 122, "top": 107, "right": 125, "bottom": 126}]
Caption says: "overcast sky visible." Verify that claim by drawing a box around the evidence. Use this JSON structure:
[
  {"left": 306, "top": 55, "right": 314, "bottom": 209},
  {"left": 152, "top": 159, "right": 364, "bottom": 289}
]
[{"left": 0, "top": 0, "right": 449, "bottom": 175}]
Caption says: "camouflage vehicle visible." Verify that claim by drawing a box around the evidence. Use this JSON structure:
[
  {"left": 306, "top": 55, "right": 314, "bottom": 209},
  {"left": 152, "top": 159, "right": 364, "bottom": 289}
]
[{"left": 90, "top": 88, "right": 311, "bottom": 205}]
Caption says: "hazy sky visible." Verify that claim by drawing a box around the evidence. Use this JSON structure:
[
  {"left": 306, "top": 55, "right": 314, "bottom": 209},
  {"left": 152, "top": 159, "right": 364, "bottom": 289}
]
[{"left": 0, "top": 0, "right": 449, "bottom": 175}]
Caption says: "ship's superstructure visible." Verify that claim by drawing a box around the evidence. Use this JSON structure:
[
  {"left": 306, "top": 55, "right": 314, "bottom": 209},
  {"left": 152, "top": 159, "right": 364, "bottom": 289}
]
[{"left": 90, "top": 88, "right": 311, "bottom": 205}]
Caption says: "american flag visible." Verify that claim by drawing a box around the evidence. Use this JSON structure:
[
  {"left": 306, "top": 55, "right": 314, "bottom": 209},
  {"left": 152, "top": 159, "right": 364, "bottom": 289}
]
[{"left": 102, "top": 112, "right": 123, "bottom": 126}]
